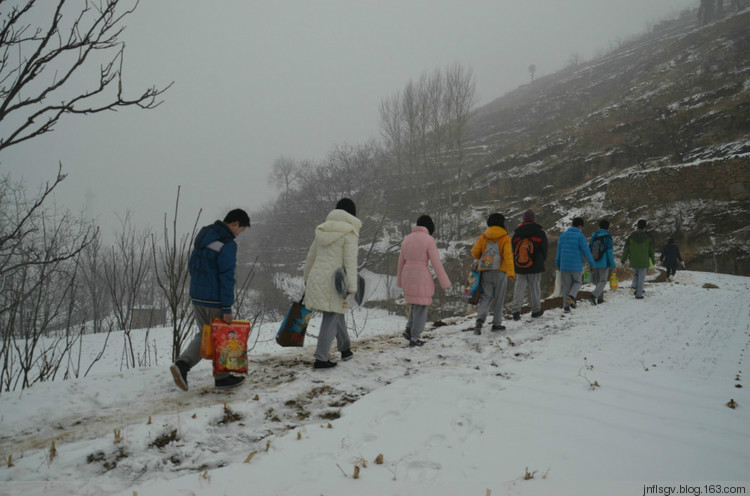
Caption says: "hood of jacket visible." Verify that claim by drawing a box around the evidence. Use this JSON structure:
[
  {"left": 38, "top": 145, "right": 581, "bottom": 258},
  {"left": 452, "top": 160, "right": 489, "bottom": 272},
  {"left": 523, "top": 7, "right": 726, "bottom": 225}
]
[
  {"left": 194, "top": 220, "right": 234, "bottom": 250},
  {"left": 314, "top": 209, "right": 362, "bottom": 247},
  {"left": 513, "top": 222, "right": 543, "bottom": 239},
  {"left": 629, "top": 230, "right": 651, "bottom": 243},
  {"left": 483, "top": 225, "right": 508, "bottom": 241},
  {"left": 591, "top": 228, "right": 612, "bottom": 240}
]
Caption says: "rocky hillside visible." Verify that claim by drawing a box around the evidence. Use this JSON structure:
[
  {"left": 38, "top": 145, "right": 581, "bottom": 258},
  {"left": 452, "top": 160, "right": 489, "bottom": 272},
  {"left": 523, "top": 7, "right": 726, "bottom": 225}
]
[{"left": 459, "top": 8, "right": 749, "bottom": 275}]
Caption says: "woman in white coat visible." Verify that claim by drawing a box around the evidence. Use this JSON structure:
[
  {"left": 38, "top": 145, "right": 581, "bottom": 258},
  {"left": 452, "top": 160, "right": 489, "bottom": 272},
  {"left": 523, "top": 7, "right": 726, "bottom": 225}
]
[{"left": 303, "top": 198, "right": 361, "bottom": 369}]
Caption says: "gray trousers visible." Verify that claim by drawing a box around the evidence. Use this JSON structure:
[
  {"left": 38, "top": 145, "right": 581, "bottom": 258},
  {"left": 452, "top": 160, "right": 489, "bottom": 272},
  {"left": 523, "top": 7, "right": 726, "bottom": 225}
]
[
  {"left": 178, "top": 305, "right": 230, "bottom": 378},
  {"left": 511, "top": 272, "right": 542, "bottom": 313},
  {"left": 591, "top": 268, "right": 610, "bottom": 298},
  {"left": 632, "top": 267, "right": 647, "bottom": 297},
  {"left": 476, "top": 270, "right": 508, "bottom": 327},
  {"left": 406, "top": 304, "right": 429, "bottom": 340},
  {"left": 560, "top": 271, "right": 582, "bottom": 308},
  {"left": 314, "top": 311, "right": 351, "bottom": 361}
]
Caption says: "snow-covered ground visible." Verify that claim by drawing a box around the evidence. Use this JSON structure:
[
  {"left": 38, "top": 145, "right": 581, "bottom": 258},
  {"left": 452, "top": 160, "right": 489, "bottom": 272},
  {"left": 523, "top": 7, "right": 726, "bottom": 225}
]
[{"left": 1, "top": 270, "right": 749, "bottom": 496}]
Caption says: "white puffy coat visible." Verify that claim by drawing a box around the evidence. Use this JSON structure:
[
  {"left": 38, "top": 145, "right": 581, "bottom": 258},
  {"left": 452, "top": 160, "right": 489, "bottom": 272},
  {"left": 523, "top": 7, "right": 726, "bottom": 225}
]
[{"left": 303, "top": 209, "right": 361, "bottom": 314}]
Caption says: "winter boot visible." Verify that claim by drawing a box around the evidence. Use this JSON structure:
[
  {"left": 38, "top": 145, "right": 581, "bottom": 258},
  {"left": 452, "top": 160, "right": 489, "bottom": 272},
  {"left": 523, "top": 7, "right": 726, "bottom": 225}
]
[
  {"left": 314, "top": 360, "right": 337, "bottom": 369},
  {"left": 170, "top": 360, "right": 190, "bottom": 392},
  {"left": 215, "top": 374, "right": 246, "bottom": 389}
]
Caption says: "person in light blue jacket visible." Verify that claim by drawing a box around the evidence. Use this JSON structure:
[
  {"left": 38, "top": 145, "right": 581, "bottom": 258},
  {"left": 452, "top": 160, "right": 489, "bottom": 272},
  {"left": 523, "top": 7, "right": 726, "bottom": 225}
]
[
  {"left": 555, "top": 217, "right": 596, "bottom": 312},
  {"left": 588, "top": 219, "right": 616, "bottom": 305}
]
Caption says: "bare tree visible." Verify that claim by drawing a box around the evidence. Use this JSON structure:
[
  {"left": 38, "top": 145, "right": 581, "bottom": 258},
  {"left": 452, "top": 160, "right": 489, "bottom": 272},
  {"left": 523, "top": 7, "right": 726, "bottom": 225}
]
[
  {"left": 267, "top": 156, "right": 301, "bottom": 197},
  {"left": 0, "top": 0, "right": 172, "bottom": 153},
  {"left": 379, "top": 92, "right": 405, "bottom": 176},
  {"left": 0, "top": 174, "right": 96, "bottom": 391},
  {"left": 442, "top": 63, "right": 476, "bottom": 237},
  {"left": 529, "top": 64, "right": 536, "bottom": 82},
  {"left": 103, "top": 212, "right": 152, "bottom": 369},
  {"left": 0, "top": 165, "right": 97, "bottom": 278},
  {"left": 378, "top": 63, "right": 476, "bottom": 218},
  {"left": 76, "top": 228, "right": 111, "bottom": 333},
  {"left": 151, "top": 186, "right": 201, "bottom": 362}
]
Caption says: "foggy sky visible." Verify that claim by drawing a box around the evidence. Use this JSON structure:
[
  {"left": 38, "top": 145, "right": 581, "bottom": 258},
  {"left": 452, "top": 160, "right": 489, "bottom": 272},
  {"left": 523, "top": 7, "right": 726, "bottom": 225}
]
[{"left": 1, "top": 0, "right": 697, "bottom": 238}]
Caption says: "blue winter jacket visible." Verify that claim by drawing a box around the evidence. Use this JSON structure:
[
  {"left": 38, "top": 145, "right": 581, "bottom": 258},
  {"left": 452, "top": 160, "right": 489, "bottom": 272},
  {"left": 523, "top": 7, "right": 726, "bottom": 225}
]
[
  {"left": 589, "top": 229, "right": 616, "bottom": 269},
  {"left": 189, "top": 221, "right": 238, "bottom": 312},
  {"left": 555, "top": 226, "right": 595, "bottom": 272}
]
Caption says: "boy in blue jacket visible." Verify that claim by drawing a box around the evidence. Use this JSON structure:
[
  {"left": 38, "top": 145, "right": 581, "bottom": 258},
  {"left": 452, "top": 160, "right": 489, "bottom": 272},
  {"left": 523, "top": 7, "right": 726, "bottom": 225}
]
[
  {"left": 555, "top": 217, "right": 596, "bottom": 312},
  {"left": 588, "top": 219, "right": 616, "bottom": 305},
  {"left": 170, "top": 209, "right": 250, "bottom": 391}
]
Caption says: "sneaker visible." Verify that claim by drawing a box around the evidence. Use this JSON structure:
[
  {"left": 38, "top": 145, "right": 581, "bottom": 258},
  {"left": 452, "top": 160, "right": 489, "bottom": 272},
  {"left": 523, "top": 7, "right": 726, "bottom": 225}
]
[
  {"left": 512, "top": 312, "right": 521, "bottom": 321},
  {"left": 402, "top": 331, "right": 411, "bottom": 342},
  {"left": 341, "top": 349, "right": 354, "bottom": 361},
  {"left": 635, "top": 295, "right": 645, "bottom": 300},
  {"left": 215, "top": 374, "right": 246, "bottom": 389},
  {"left": 170, "top": 361, "right": 190, "bottom": 391},
  {"left": 588, "top": 295, "right": 597, "bottom": 305},
  {"left": 566, "top": 295, "right": 577, "bottom": 309},
  {"left": 531, "top": 310, "right": 544, "bottom": 318},
  {"left": 564, "top": 307, "right": 571, "bottom": 314},
  {"left": 474, "top": 323, "right": 482, "bottom": 335},
  {"left": 314, "top": 360, "right": 337, "bottom": 369},
  {"left": 409, "top": 339, "right": 425, "bottom": 347},
  {"left": 597, "top": 296, "right": 605, "bottom": 304},
  {"left": 491, "top": 324, "right": 506, "bottom": 332}
]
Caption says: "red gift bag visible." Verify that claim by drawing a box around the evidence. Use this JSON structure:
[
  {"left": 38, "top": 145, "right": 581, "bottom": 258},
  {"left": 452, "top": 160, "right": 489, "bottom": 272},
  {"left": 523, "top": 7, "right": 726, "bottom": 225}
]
[{"left": 210, "top": 319, "right": 250, "bottom": 376}]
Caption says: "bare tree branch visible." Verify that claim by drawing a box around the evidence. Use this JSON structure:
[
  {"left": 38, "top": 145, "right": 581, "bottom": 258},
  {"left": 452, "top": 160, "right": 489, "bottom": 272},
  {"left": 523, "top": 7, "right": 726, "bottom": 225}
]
[{"left": 0, "top": 0, "right": 173, "bottom": 154}]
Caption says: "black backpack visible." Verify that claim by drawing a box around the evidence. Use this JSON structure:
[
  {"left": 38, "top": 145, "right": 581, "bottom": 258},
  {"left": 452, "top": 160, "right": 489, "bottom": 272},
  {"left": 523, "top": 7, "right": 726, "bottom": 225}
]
[{"left": 590, "top": 236, "right": 608, "bottom": 262}]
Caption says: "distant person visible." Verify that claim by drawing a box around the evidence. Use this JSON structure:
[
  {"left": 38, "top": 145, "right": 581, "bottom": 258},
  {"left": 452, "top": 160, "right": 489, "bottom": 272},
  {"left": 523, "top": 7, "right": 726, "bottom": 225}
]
[
  {"left": 303, "top": 198, "right": 360, "bottom": 369},
  {"left": 555, "top": 217, "right": 596, "bottom": 313},
  {"left": 621, "top": 219, "right": 655, "bottom": 299},
  {"left": 397, "top": 215, "right": 452, "bottom": 347},
  {"left": 170, "top": 208, "right": 250, "bottom": 391},
  {"left": 660, "top": 237, "right": 685, "bottom": 281},
  {"left": 472, "top": 213, "right": 515, "bottom": 334},
  {"left": 510, "top": 209, "right": 548, "bottom": 320},
  {"left": 588, "top": 219, "right": 616, "bottom": 305}
]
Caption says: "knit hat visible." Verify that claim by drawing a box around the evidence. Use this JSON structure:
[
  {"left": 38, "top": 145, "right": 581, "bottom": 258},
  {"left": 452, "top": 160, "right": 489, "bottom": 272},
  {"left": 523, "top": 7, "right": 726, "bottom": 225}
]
[
  {"left": 522, "top": 209, "right": 536, "bottom": 223},
  {"left": 416, "top": 215, "right": 435, "bottom": 235}
]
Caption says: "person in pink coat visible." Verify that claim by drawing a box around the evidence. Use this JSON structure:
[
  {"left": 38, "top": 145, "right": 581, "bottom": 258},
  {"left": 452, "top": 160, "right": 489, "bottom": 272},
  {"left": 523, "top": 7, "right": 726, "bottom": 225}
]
[{"left": 397, "top": 215, "right": 452, "bottom": 347}]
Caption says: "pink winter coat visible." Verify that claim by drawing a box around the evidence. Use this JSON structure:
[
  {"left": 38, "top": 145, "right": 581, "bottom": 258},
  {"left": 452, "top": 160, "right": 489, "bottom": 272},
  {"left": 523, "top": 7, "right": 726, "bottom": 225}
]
[{"left": 397, "top": 226, "right": 451, "bottom": 305}]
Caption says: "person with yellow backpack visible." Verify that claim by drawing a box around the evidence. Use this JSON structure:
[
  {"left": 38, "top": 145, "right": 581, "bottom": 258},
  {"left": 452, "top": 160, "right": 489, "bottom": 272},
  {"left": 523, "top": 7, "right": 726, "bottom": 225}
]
[
  {"left": 471, "top": 213, "right": 515, "bottom": 334},
  {"left": 510, "top": 209, "right": 548, "bottom": 320}
]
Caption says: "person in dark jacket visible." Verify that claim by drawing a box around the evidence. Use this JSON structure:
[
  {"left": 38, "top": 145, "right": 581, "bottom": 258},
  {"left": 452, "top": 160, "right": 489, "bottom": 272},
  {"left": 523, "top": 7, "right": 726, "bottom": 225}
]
[
  {"left": 170, "top": 209, "right": 250, "bottom": 391},
  {"left": 510, "top": 209, "right": 548, "bottom": 320},
  {"left": 471, "top": 213, "right": 515, "bottom": 334},
  {"left": 621, "top": 219, "right": 655, "bottom": 299},
  {"left": 660, "top": 237, "right": 685, "bottom": 280},
  {"left": 588, "top": 219, "right": 616, "bottom": 305}
]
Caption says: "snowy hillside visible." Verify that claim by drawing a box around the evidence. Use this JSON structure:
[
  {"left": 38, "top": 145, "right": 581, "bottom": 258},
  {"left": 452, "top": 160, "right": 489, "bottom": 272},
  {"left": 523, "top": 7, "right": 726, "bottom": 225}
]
[{"left": 1, "top": 270, "right": 749, "bottom": 495}]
